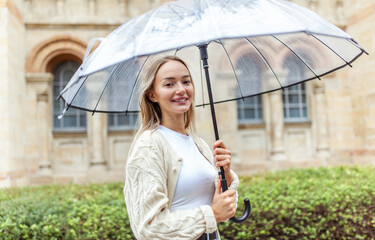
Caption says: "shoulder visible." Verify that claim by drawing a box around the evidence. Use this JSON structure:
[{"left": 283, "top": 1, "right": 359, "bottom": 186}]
[
  {"left": 128, "top": 129, "right": 168, "bottom": 161},
  {"left": 127, "top": 129, "right": 167, "bottom": 171},
  {"left": 133, "top": 129, "right": 164, "bottom": 149}
]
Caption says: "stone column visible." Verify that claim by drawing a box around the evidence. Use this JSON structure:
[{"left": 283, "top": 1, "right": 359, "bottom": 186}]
[
  {"left": 26, "top": 73, "right": 54, "bottom": 175},
  {"left": 87, "top": 113, "right": 108, "bottom": 170},
  {"left": 85, "top": 72, "right": 108, "bottom": 171},
  {"left": 314, "top": 81, "right": 330, "bottom": 158},
  {"left": 269, "top": 91, "right": 286, "bottom": 161}
]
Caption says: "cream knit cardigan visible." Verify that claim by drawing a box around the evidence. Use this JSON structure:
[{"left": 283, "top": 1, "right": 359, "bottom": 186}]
[{"left": 124, "top": 129, "right": 240, "bottom": 240}]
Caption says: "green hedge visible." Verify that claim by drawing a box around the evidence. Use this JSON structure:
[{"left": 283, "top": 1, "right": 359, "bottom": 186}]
[{"left": 0, "top": 166, "right": 374, "bottom": 239}]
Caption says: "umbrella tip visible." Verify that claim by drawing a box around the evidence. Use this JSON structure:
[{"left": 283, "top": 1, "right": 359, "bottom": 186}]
[{"left": 57, "top": 106, "right": 69, "bottom": 120}]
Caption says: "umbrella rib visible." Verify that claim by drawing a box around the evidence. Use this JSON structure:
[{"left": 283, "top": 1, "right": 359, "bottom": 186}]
[
  {"left": 245, "top": 37, "right": 284, "bottom": 90},
  {"left": 92, "top": 66, "right": 119, "bottom": 115},
  {"left": 218, "top": 39, "right": 245, "bottom": 100},
  {"left": 167, "top": 4, "right": 194, "bottom": 28},
  {"left": 311, "top": 34, "right": 352, "bottom": 67},
  {"left": 272, "top": 35, "right": 321, "bottom": 81},
  {"left": 124, "top": 56, "right": 150, "bottom": 113}
]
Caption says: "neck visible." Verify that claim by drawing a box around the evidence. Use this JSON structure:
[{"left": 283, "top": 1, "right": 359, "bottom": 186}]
[{"left": 161, "top": 114, "right": 186, "bottom": 135}]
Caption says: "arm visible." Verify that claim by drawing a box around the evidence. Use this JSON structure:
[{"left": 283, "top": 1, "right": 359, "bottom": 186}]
[{"left": 124, "top": 145, "right": 217, "bottom": 240}]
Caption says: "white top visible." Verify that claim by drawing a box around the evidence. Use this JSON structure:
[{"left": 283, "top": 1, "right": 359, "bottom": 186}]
[{"left": 157, "top": 125, "right": 217, "bottom": 213}]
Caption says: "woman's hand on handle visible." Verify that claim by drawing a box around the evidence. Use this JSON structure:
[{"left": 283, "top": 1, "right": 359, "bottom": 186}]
[
  {"left": 213, "top": 140, "right": 233, "bottom": 185},
  {"left": 211, "top": 180, "right": 236, "bottom": 222}
]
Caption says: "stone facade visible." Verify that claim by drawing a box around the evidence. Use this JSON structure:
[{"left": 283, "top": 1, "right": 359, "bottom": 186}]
[{"left": 0, "top": 0, "right": 374, "bottom": 187}]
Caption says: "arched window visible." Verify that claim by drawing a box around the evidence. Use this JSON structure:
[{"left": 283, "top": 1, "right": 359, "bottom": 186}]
[
  {"left": 283, "top": 56, "right": 309, "bottom": 122},
  {"left": 236, "top": 55, "right": 263, "bottom": 124},
  {"left": 53, "top": 61, "right": 87, "bottom": 130}
]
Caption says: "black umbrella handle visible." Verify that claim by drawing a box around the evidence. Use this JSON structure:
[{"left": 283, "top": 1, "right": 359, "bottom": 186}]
[{"left": 199, "top": 44, "right": 251, "bottom": 224}]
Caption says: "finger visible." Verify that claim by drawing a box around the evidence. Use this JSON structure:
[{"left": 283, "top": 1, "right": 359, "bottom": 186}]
[
  {"left": 213, "top": 140, "right": 227, "bottom": 150},
  {"left": 213, "top": 148, "right": 231, "bottom": 156},
  {"left": 222, "top": 189, "right": 236, "bottom": 198},
  {"left": 215, "top": 155, "right": 230, "bottom": 161},
  {"left": 216, "top": 159, "right": 230, "bottom": 168}
]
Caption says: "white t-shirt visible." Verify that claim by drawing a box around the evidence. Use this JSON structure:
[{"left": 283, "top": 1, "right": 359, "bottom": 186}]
[{"left": 157, "top": 125, "right": 217, "bottom": 213}]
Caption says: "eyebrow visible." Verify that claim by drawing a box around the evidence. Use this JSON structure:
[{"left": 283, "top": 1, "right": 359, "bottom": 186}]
[{"left": 161, "top": 75, "right": 191, "bottom": 81}]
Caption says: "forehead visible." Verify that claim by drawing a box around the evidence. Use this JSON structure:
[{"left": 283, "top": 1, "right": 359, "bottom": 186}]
[{"left": 156, "top": 60, "right": 189, "bottom": 78}]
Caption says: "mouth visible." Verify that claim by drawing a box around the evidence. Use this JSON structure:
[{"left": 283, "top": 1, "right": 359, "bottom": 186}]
[{"left": 171, "top": 98, "right": 189, "bottom": 103}]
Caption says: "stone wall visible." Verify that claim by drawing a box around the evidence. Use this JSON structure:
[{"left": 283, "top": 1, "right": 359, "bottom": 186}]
[
  {"left": 0, "top": 0, "right": 28, "bottom": 187},
  {"left": 0, "top": 0, "right": 374, "bottom": 187}
]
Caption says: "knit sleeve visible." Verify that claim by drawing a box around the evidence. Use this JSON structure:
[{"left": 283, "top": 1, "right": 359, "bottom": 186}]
[{"left": 124, "top": 144, "right": 217, "bottom": 240}]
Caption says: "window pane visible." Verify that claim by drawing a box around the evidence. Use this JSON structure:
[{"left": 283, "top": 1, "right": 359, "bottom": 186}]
[
  {"left": 244, "top": 97, "right": 255, "bottom": 105},
  {"left": 303, "top": 108, "right": 308, "bottom": 117},
  {"left": 244, "top": 109, "right": 255, "bottom": 119},
  {"left": 289, "top": 94, "right": 299, "bottom": 103},
  {"left": 289, "top": 108, "right": 300, "bottom": 118},
  {"left": 80, "top": 114, "right": 87, "bottom": 127},
  {"left": 108, "top": 115, "right": 115, "bottom": 126},
  {"left": 53, "top": 116, "right": 60, "bottom": 128},
  {"left": 63, "top": 115, "right": 77, "bottom": 127},
  {"left": 118, "top": 115, "right": 130, "bottom": 126}
]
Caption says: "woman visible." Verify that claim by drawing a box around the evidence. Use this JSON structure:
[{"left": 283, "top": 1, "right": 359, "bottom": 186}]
[{"left": 124, "top": 56, "right": 239, "bottom": 240}]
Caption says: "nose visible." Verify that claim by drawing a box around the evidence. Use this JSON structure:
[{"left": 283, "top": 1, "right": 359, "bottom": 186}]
[{"left": 175, "top": 82, "right": 186, "bottom": 95}]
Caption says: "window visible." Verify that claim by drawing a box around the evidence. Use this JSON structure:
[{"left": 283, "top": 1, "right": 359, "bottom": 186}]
[
  {"left": 236, "top": 55, "right": 263, "bottom": 123},
  {"left": 237, "top": 96, "right": 263, "bottom": 124},
  {"left": 53, "top": 61, "right": 87, "bottom": 131},
  {"left": 283, "top": 83, "right": 308, "bottom": 121},
  {"left": 283, "top": 56, "right": 309, "bottom": 122},
  {"left": 108, "top": 113, "right": 138, "bottom": 130}
]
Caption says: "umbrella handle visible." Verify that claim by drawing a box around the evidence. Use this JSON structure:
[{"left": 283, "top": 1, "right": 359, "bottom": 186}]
[{"left": 220, "top": 174, "right": 251, "bottom": 223}]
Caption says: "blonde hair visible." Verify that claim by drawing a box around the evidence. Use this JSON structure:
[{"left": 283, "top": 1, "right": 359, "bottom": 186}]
[{"left": 132, "top": 56, "right": 195, "bottom": 145}]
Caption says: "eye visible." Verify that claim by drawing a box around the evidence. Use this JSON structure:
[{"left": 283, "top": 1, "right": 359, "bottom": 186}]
[
  {"left": 183, "top": 80, "right": 191, "bottom": 85},
  {"left": 164, "top": 82, "right": 173, "bottom": 87}
]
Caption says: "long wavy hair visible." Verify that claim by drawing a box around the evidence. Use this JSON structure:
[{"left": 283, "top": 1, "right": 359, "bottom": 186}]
[{"left": 131, "top": 56, "right": 195, "bottom": 146}]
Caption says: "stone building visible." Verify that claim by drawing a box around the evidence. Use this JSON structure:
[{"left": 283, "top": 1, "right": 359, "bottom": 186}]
[{"left": 0, "top": 0, "right": 374, "bottom": 187}]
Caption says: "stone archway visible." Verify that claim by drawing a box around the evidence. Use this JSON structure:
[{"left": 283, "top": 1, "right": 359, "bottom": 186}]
[{"left": 26, "top": 35, "right": 86, "bottom": 73}]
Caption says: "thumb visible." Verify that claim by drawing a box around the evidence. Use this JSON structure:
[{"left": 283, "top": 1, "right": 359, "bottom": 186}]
[{"left": 215, "top": 180, "right": 222, "bottom": 195}]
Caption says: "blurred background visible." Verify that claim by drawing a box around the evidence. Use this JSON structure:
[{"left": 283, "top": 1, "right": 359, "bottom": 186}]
[{"left": 0, "top": 0, "right": 374, "bottom": 188}]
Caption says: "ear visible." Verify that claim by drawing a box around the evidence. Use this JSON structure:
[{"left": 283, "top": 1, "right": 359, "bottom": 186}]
[{"left": 148, "top": 91, "right": 157, "bottom": 102}]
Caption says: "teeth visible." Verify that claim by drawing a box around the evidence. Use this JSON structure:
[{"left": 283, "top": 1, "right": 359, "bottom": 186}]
[{"left": 174, "top": 99, "right": 187, "bottom": 102}]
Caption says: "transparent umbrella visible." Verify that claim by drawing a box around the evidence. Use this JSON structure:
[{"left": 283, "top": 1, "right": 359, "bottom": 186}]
[{"left": 58, "top": 0, "right": 368, "bottom": 223}]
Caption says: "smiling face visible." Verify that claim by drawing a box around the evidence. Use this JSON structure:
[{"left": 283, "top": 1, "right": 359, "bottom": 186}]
[{"left": 148, "top": 60, "right": 194, "bottom": 122}]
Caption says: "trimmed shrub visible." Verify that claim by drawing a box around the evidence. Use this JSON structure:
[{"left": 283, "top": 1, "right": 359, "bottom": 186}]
[
  {"left": 219, "top": 166, "right": 375, "bottom": 240},
  {"left": 0, "top": 166, "right": 374, "bottom": 239}
]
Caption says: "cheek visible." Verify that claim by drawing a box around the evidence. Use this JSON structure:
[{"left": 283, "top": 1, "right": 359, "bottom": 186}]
[{"left": 188, "top": 86, "right": 194, "bottom": 97}]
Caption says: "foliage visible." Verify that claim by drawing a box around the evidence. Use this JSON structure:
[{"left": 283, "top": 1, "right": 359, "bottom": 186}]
[
  {"left": 219, "top": 166, "right": 375, "bottom": 240},
  {"left": 0, "top": 166, "right": 374, "bottom": 239}
]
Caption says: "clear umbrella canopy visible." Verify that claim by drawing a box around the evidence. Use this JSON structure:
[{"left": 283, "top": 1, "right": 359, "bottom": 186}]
[{"left": 59, "top": 0, "right": 366, "bottom": 114}]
